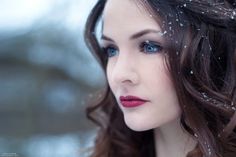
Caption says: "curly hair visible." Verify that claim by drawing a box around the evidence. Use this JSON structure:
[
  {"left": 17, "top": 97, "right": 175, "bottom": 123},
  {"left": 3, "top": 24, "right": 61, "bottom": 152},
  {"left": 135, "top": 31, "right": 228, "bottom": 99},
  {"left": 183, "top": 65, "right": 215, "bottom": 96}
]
[{"left": 84, "top": 0, "right": 236, "bottom": 157}]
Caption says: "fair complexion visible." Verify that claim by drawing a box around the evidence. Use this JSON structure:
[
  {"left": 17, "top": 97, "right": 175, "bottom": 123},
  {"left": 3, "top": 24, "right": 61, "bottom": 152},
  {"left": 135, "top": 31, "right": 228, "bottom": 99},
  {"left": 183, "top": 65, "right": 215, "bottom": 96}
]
[{"left": 101, "top": 0, "right": 197, "bottom": 156}]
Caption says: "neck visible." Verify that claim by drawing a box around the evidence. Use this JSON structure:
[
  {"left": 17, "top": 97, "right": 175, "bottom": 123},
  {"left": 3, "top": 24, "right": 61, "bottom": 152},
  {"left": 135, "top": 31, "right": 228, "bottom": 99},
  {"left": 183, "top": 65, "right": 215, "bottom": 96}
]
[{"left": 154, "top": 118, "right": 197, "bottom": 157}]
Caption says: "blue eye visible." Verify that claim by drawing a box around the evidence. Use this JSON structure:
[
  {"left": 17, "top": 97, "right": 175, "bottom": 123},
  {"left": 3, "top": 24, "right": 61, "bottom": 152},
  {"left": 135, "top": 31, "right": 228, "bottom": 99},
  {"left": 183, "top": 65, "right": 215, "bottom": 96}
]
[
  {"left": 103, "top": 46, "right": 119, "bottom": 57},
  {"left": 140, "top": 41, "right": 163, "bottom": 53}
]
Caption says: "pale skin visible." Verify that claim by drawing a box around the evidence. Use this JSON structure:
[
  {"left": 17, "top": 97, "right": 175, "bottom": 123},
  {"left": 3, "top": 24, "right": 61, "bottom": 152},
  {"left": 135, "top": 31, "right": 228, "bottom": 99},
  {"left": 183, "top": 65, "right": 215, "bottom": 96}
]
[{"left": 101, "top": 0, "right": 197, "bottom": 157}]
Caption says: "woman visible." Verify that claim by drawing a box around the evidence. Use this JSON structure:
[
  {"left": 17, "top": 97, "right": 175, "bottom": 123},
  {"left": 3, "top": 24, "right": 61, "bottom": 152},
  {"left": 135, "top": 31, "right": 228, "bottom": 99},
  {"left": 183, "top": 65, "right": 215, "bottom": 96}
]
[{"left": 84, "top": 0, "right": 236, "bottom": 157}]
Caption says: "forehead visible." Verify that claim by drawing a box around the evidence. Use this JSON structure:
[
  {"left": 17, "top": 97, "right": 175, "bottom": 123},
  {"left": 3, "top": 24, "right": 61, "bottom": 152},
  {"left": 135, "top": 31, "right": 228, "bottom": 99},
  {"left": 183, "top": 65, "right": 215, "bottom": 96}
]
[
  {"left": 103, "top": 0, "right": 145, "bottom": 18},
  {"left": 102, "top": 0, "right": 161, "bottom": 35}
]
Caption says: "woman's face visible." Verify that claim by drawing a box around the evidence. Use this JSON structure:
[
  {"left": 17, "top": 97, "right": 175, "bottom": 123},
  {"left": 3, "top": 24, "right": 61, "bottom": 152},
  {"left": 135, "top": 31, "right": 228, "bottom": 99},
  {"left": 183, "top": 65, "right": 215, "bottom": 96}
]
[{"left": 101, "top": 0, "right": 181, "bottom": 131}]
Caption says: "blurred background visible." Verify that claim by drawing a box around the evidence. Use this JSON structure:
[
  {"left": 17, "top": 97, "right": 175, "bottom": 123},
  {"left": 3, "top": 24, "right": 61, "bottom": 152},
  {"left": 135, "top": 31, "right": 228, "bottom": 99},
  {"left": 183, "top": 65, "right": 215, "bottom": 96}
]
[{"left": 0, "top": 0, "right": 106, "bottom": 157}]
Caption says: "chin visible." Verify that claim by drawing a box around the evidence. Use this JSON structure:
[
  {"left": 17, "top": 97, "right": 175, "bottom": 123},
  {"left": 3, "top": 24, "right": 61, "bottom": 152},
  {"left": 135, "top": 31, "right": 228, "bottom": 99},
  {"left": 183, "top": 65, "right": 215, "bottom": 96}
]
[
  {"left": 124, "top": 118, "right": 155, "bottom": 132},
  {"left": 128, "top": 126, "right": 152, "bottom": 132}
]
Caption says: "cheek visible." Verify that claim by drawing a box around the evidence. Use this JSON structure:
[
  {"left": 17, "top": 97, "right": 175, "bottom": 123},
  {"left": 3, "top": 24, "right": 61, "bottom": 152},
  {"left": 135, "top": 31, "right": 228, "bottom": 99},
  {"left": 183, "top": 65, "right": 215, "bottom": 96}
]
[
  {"left": 144, "top": 60, "right": 171, "bottom": 89},
  {"left": 146, "top": 61, "right": 179, "bottom": 107},
  {"left": 106, "top": 65, "right": 111, "bottom": 84},
  {"left": 157, "top": 71, "right": 181, "bottom": 114},
  {"left": 106, "top": 63, "right": 115, "bottom": 90}
]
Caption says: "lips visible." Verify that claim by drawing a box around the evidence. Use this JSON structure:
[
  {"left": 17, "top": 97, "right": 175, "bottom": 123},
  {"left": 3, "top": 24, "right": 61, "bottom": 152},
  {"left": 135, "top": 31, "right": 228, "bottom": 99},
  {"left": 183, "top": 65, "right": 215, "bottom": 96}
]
[{"left": 119, "top": 95, "right": 149, "bottom": 108}]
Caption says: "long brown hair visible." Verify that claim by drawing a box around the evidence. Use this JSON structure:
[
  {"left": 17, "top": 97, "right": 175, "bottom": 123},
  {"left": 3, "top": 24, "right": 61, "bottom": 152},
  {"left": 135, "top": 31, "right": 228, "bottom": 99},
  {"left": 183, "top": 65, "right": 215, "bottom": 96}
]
[{"left": 84, "top": 0, "right": 236, "bottom": 157}]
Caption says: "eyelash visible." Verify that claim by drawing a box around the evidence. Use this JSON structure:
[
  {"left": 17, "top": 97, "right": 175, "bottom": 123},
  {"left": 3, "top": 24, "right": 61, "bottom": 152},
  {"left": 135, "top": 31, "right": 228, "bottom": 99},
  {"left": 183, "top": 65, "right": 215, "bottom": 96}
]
[
  {"left": 102, "top": 40, "right": 163, "bottom": 58},
  {"left": 140, "top": 41, "right": 163, "bottom": 53},
  {"left": 102, "top": 44, "right": 119, "bottom": 58}
]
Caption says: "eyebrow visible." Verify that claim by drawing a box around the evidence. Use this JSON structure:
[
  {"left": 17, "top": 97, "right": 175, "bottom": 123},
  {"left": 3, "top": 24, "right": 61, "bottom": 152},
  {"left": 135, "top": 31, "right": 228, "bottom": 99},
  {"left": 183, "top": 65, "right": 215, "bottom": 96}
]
[{"left": 101, "top": 29, "right": 161, "bottom": 42}]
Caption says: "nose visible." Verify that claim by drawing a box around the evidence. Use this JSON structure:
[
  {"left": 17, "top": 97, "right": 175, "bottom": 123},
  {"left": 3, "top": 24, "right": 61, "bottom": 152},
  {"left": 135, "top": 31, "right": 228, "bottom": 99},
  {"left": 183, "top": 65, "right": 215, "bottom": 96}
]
[{"left": 110, "top": 53, "right": 139, "bottom": 86}]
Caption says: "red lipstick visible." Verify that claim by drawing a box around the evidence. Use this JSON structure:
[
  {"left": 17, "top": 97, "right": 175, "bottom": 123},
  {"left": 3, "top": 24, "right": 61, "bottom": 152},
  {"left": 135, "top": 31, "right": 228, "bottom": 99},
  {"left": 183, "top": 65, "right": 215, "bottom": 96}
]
[{"left": 119, "top": 95, "right": 149, "bottom": 108}]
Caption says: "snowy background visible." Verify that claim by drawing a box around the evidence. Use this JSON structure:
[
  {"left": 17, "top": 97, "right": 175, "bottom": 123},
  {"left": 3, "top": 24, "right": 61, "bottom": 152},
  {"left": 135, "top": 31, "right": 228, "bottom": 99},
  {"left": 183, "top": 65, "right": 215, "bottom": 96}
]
[{"left": 0, "top": 0, "right": 105, "bottom": 157}]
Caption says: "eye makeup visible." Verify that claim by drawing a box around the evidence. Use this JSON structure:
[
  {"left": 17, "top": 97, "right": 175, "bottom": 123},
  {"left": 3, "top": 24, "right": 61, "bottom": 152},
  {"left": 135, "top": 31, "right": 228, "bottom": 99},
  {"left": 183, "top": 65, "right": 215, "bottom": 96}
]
[
  {"left": 102, "top": 44, "right": 119, "bottom": 58},
  {"left": 101, "top": 38, "right": 164, "bottom": 58},
  {"left": 139, "top": 40, "right": 163, "bottom": 54},
  {"left": 101, "top": 32, "right": 164, "bottom": 58}
]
